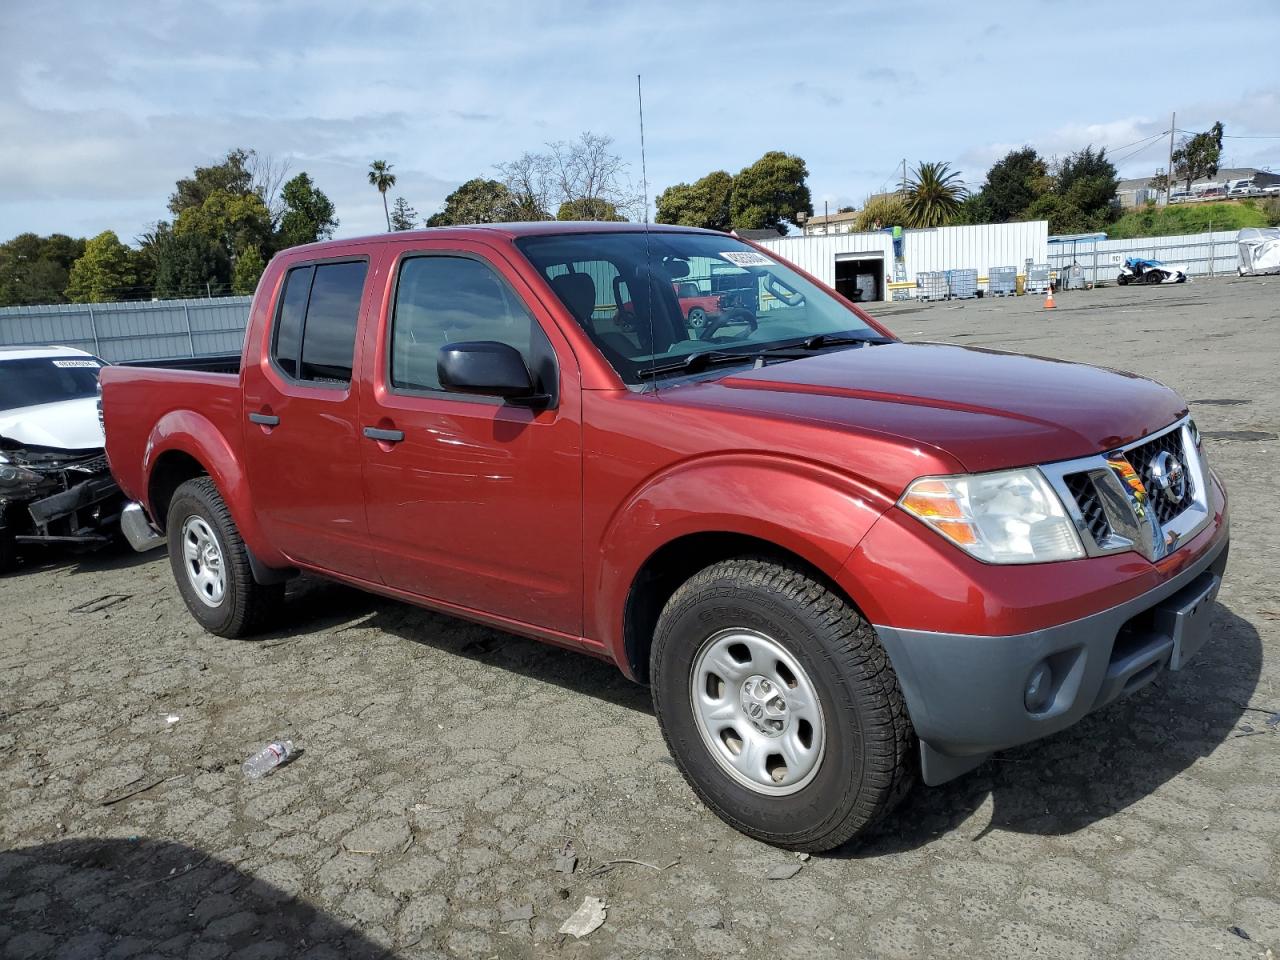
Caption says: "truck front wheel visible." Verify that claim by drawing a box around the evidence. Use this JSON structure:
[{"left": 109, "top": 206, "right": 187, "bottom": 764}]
[
  {"left": 650, "top": 557, "right": 915, "bottom": 851},
  {"left": 167, "top": 477, "right": 283, "bottom": 638}
]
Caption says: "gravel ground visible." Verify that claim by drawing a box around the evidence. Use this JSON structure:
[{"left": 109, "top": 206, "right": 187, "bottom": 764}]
[{"left": 2, "top": 277, "right": 1277, "bottom": 960}]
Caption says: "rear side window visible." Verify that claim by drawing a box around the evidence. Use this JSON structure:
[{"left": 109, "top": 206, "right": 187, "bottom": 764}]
[
  {"left": 270, "top": 260, "right": 368, "bottom": 384},
  {"left": 272, "top": 266, "right": 312, "bottom": 378}
]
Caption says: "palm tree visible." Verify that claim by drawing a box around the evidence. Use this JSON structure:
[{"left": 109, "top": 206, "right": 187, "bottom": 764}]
[
  {"left": 368, "top": 160, "right": 397, "bottom": 231},
  {"left": 903, "top": 161, "right": 967, "bottom": 228}
]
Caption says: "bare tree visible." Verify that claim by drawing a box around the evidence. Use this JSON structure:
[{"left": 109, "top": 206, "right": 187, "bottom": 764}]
[
  {"left": 247, "top": 150, "right": 293, "bottom": 225},
  {"left": 496, "top": 151, "right": 555, "bottom": 220},
  {"left": 496, "top": 131, "right": 643, "bottom": 221}
]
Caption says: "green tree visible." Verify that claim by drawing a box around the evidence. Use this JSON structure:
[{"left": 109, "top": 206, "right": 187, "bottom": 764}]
[
  {"left": 232, "top": 246, "right": 266, "bottom": 295},
  {"left": 1048, "top": 145, "right": 1119, "bottom": 230},
  {"left": 174, "top": 189, "right": 273, "bottom": 265},
  {"left": 902, "top": 161, "right": 967, "bottom": 227},
  {"left": 730, "top": 151, "right": 813, "bottom": 230},
  {"left": 556, "top": 197, "right": 625, "bottom": 221},
  {"left": 169, "top": 148, "right": 254, "bottom": 216},
  {"left": 656, "top": 170, "right": 734, "bottom": 230},
  {"left": 150, "top": 226, "right": 231, "bottom": 299},
  {"left": 277, "top": 172, "right": 338, "bottom": 248},
  {"left": 853, "top": 193, "right": 910, "bottom": 231},
  {"left": 389, "top": 196, "right": 418, "bottom": 231},
  {"left": 0, "top": 233, "right": 86, "bottom": 306},
  {"left": 66, "top": 231, "right": 138, "bottom": 302},
  {"left": 426, "top": 178, "right": 518, "bottom": 226},
  {"left": 368, "top": 160, "right": 397, "bottom": 231},
  {"left": 1171, "top": 121, "right": 1225, "bottom": 191},
  {"left": 972, "top": 147, "right": 1048, "bottom": 222}
]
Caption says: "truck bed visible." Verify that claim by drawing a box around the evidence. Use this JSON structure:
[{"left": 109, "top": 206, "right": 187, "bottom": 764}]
[{"left": 99, "top": 364, "right": 244, "bottom": 511}]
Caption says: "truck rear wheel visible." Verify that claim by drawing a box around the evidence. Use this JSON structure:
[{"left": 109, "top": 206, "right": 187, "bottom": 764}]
[
  {"left": 167, "top": 477, "right": 282, "bottom": 638},
  {"left": 650, "top": 557, "right": 915, "bottom": 851}
]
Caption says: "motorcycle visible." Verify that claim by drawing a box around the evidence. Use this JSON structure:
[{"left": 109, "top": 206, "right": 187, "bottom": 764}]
[{"left": 1116, "top": 256, "right": 1187, "bottom": 286}]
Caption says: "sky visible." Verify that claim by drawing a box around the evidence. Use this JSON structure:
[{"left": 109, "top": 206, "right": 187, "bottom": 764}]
[{"left": 2, "top": 0, "right": 1279, "bottom": 242}]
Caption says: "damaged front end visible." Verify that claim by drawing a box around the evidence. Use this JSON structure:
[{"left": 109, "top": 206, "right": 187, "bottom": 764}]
[{"left": 0, "top": 439, "right": 123, "bottom": 549}]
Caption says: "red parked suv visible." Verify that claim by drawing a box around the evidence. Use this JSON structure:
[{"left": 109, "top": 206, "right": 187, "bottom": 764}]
[{"left": 101, "top": 223, "right": 1229, "bottom": 851}]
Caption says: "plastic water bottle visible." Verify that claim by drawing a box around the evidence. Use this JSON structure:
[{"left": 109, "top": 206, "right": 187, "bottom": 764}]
[{"left": 242, "top": 740, "right": 294, "bottom": 779}]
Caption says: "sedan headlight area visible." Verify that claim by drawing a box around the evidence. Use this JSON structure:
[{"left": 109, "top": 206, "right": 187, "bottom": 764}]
[{"left": 899, "top": 468, "right": 1084, "bottom": 564}]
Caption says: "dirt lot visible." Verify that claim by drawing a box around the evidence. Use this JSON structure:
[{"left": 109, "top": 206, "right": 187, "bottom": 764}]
[{"left": 2, "top": 277, "right": 1277, "bottom": 960}]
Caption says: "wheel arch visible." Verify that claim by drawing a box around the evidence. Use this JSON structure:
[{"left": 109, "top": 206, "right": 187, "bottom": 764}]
[
  {"left": 141, "top": 410, "right": 285, "bottom": 568},
  {"left": 621, "top": 531, "right": 868, "bottom": 685}
]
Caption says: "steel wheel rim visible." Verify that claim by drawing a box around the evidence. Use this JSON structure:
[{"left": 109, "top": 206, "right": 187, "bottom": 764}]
[
  {"left": 688, "top": 308, "right": 705, "bottom": 328},
  {"left": 181, "top": 516, "right": 226, "bottom": 607},
  {"left": 690, "top": 627, "right": 826, "bottom": 796}
]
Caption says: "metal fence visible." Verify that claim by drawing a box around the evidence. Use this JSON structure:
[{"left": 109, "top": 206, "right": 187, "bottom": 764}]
[
  {"left": 1048, "top": 231, "right": 1240, "bottom": 286},
  {"left": 0, "top": 296, "right": 251, "bottom": 363}
]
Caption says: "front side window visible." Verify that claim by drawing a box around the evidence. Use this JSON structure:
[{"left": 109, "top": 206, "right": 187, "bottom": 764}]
[
  {"left": 270, "top": 260, "right": 368, "bottom": 384},
  {"left": 516, "top": 231, "right": 885, "bottom": 385},
  {"left": 391, "top": 256, "right": 537, "bottom": 393}
]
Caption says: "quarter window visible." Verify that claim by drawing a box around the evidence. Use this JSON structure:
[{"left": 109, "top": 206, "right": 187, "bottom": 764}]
[
  {"left": 391, "top": 256, "right": 537, "bottom": 393},
  {"left": 270, "top": 260, "right": 368, "bottom": 384}
]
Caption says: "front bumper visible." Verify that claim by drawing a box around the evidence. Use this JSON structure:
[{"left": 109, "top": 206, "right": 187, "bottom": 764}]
[{"left": 874, "top": 521, "right": 1230, "bottom": 785}]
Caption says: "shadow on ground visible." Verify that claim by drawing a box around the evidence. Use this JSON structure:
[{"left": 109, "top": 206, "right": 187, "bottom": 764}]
[
  {"left": 220, "top": 578, "right": 1263, "bottom": 853},
  {"left": 844, "top": 604, "right": 1264, "bottom": 856},
  {"left": 0, "top": 838, "right": 389, "bottom": 959}
]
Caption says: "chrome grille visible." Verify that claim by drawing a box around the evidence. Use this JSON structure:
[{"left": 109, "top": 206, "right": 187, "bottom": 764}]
[
  {"left": 1063, "top": 473, "right": 1111, "bottom": 541},
  {"left": 1125, "top": 429, "right": 1193, "bottom": 525},
  {"left": 1041, "top": 417, "right": 1211, "bottom": 563}
]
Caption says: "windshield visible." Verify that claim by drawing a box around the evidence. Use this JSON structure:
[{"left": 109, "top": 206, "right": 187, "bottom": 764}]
[
  {"left": 0, "top": 356, "right": 104, "bottom": 412},
  {"left": 516, "top": 231, "right": 886, "bottom": 385}
]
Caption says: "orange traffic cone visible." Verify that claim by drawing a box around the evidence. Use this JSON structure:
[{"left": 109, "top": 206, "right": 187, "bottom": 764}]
[{"left": 1044, "top": 283, "right": 1056, "bottom": 309}]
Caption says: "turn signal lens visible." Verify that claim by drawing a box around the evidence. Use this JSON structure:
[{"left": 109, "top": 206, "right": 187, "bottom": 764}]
[{"left": 898, "top": 468, "right": 1085, "bottom": 564}]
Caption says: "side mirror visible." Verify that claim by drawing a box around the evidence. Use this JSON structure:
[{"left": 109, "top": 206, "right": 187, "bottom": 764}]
[{"left": 437, "top": 341, "right": 543, "bottom": 403}]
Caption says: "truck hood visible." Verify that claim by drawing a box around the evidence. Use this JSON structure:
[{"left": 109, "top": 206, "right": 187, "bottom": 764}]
[
  {"left": 0, "top": 396, "right": 105, "bottom": 451},
  {"left": 701, "top": 342, "right": 1187, "bottom": 472}
]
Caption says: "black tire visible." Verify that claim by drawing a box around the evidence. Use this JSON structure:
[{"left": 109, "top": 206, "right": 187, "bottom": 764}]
[
  {"left": 167, "top": 476, "right": 283, "bottom": 638},
  {"left": 1144, "top": 270, "right": 1164, "bottom": 284},
  {"left": 687, "top": 307, "right": 706, "bottom": 328},
  {"left": 1116, "top": 273, "right": 1128, "bottom": 286},
  {"left": 650, "top": 557, "right": 915, "bottom": 851}
]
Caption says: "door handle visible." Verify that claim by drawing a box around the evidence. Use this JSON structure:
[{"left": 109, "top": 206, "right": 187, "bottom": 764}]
[
  {"left": 249, "top": 412, "right": 280, "bottom": 426},
  {"left": 363, "top": 426, "right": 405, "bottom": 443}
]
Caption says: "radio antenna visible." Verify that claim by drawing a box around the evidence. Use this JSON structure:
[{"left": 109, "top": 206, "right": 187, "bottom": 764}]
[{"left": 637, "top": 73, "right": 657, "bottom": 390}]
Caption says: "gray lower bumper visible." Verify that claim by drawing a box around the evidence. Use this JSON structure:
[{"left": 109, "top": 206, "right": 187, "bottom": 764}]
[{"left": 874, "top": 530, "right": 1230, "bottom": 785}]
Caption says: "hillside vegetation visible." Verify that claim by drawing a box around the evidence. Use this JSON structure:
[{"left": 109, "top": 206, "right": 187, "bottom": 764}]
[{"left": 1108, "top": 199, "right": 1277, "bottom": 239}]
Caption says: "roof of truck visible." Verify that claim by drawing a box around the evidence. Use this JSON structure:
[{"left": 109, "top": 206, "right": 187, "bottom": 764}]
[
  {"left": 279, "top": 221, "right": 723, "bottom": 257},
  {"left": 0, "top": 345, "right": 98, "bottom": 361}
]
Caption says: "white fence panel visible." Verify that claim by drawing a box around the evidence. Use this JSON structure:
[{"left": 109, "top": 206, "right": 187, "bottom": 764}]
[{"left": 1048, "top": 230, "right": 1240, "bottom": 285}]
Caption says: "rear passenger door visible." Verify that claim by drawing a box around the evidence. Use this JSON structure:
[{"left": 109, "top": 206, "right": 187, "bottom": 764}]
[
  {"left": 242, "top": 256, "right": 379, "bottom": 581},
  {"left": 360, "top": 242, "right": 583, "bottom": 636}
]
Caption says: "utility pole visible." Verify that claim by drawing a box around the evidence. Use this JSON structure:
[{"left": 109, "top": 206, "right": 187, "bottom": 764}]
[
  {"left": 901, "top": 158, "right": 907, "bottom": 194},
  {"left": 1165, "top": 111, "right": 1176, "bottom": 205}
]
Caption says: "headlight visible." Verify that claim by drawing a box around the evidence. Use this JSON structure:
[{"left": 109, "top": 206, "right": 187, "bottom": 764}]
[{"left": 899, "top": 468, "right": 1085, "bottom": 564}]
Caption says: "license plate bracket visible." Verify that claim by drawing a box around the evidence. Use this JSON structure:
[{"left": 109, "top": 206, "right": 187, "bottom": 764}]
[{"left": 1156, "top": 573, "right": 1221, "bottom": 671}]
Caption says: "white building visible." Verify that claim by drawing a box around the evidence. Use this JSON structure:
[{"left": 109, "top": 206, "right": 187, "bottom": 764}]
[{"left": 759, "top": 221, "right": 1048, "bottom": 302}]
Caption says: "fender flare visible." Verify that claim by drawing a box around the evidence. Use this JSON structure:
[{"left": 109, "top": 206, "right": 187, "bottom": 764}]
[
  {"left": 142, "top": 409, "right": 286, "bottom": 569},
  {"left": 592, "top": 453, "right": 895, "bottom": 667}
]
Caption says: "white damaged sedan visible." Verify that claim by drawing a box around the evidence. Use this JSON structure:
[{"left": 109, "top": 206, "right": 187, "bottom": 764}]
[{"left": 0, "top": 345, "right": 122, "bottom": 572}]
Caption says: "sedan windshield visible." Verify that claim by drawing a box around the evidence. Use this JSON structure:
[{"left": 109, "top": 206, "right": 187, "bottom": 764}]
[
  {"left": 516, "top": 231, "right": 886, "bottom": 385},
  {"left": 0, "top": 357, "right": 104, "bottom": 412}
]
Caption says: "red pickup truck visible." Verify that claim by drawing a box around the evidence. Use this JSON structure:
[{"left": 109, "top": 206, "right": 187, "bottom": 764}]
[{"left": 102, "top": 223, "right": 1229, "bottom": 851}]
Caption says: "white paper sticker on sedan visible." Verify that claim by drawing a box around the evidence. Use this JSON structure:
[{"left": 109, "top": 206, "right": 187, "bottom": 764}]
[
  {"left": 720, "top": 251, "right": 775, "bottom": 268},
  {"left": 51, "top": 360, "right": 101, "bottom": 368}
]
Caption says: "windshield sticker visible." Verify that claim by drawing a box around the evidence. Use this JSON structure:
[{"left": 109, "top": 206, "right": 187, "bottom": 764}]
[
  {"left": 719, "top": 250, "right": 775, "bottom": 268},
  {"left": 51, "top": 359, "right": 101, "bottom": 368}
]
